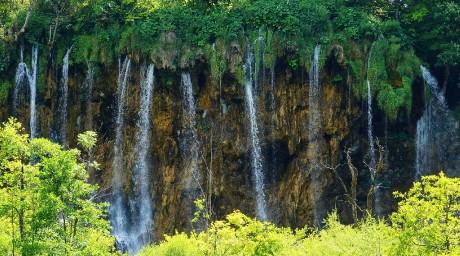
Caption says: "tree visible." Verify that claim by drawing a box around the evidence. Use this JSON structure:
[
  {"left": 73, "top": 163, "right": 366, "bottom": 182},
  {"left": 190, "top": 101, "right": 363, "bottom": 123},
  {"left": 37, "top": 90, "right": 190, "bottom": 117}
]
[
  {"left": 391, "top": 172, "right": 460, "bottom": 255},
  {"left": 0, "top": 118, "right": 117, "bottom": 255},
  {"left": 0, "top": 0, "right": 32, "bottom": 42}
]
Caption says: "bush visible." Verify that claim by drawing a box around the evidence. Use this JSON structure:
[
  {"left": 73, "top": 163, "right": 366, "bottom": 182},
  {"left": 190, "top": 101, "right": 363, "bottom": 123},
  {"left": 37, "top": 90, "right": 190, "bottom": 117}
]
[
  {"left": 141, "top": 173, "right": 460, "bottom": 255},
  {"left": 391, "top": 173, "right": 460, "bottom": 255}
]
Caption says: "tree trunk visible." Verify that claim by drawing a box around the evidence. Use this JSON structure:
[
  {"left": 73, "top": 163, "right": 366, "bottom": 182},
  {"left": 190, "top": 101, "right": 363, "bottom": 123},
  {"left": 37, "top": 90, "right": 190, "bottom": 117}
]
[{"left": 19, "top": 167, "right": 25, "bottom": 240}]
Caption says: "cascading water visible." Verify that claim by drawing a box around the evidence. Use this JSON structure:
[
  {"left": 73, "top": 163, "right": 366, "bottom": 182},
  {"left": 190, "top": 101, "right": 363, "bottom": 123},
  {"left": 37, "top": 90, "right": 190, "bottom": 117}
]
[
  {"left": 366, "top": 46, "right": 377, "bottom": 172},
  {"left": 180, "top": 72, "right": 207, "bottom": 230},
  {"left": 253, "top": 28, "right": 264, "bottom": 91},
  {"left": 29, "top": 46, "right": 38, "bottom": 139},
  {"left": 244, "top": 37, "right": 268, "bottom": 221},
  {"left": 13, "top": 44, "right": 30, "bottom": 114},
  {"left": 366, "top": 45, "right": 382, "bottom": 216},
  {"left": 13, "top": 45, "right": 38, "bottom": 138},
  {"left": 180, "top": 72, "right": 201, "bottom": 196},
  {"left": 110, "top": 57, "right": 131, "bottom": 251},
  {"left": 57, "top": 47, "right": 72, "bottom": 146},
  {"left": 415, "top": 66, "right": 460, "bottom": 179},
  {"left": 128, "top": 64, "right": 155, "bottom": 253},
  {"left": 269, "top": 66, "right": 277, "bottom": 183},
  {"left": 308, "top": 44, "right": 324, "bottom": 226},
  {"left": 83, "top": 64, "right": 94, "bottom": 131}
]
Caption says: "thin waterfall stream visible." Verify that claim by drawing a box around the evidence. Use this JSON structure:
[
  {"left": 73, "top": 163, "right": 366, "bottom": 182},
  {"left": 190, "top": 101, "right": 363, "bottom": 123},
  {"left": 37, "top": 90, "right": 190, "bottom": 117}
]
[
  {"left": 128, "top": 64, "right": 155, "bottom": 253},
  {"left": 13, "top": 44, "right": 28, "bottom": 114},
  {"left": 244, "top": 37, "right": 268, "bottom": 221},
  {"left": 57, "top": 47, "right": 72, "bottom": 146},
  {"left": 29, "top": 46, "right": 38, "bottom": 138},
  {"left": 13, "top": 45, "right": 38, "bottom": 138},
  {"left": 83, "top": 64, "right": 94, "bottom": 131},
  {"left": 270, "top": 66, "right": 277, "bottom": 183},
  {"left": 180, "top": 72, "right": 203, "bottom": 230},
  {"left": 308, "top": 44, "right": 324, "bottom": 226},
  {"left": 366, "top": 44, "right": 382, "bottom": 216},
  {"left": 366, "top": 46, "right": 377, "bottom": 172},
  {"left": 110, "top": 57, "right": 131, "bottom": 251}
]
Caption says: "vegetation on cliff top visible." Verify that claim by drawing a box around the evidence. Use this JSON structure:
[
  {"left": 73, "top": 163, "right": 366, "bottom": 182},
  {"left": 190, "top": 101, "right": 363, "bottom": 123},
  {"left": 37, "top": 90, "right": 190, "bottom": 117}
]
[{"left": 0, "top": 0, "right": 459, "bottom": 119}]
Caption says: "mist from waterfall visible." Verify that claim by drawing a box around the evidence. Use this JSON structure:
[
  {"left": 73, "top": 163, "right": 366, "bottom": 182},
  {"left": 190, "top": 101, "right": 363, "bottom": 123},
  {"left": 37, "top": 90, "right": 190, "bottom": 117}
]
[
  {"left": 415, "top": 66, "right": 460, "bottom": 179},
  {"left": 308, "top": 44, "right": 324, "bottom": 226},
  {"left": 109, "top": 57, "right": 131, "bottom": 252},
  {"left": 244, "top": 37, "right": 268, "bottom": 221},
  {"left": 124, "top": 64, "right": 156, "bottom": 254}
]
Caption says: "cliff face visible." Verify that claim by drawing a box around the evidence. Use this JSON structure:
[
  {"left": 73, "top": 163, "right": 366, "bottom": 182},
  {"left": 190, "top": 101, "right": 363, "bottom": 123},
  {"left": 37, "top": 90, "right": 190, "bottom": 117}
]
[{"left": 2, "top": 50, "right": 420, "bottom": 240}]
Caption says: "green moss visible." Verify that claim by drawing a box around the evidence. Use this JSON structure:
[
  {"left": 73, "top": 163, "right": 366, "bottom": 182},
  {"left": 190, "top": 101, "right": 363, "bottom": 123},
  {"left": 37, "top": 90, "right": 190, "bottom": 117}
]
[
  {"left": 206, "top": 40, "right": 227, "bottom": 85},
  {"left": 0, "top": 81, "right": 11, "bottom": 105},
  {"left": 73, "top": 35, "right": 99, "bottom": 64},
  {"left": 331, "top": 74, "right": 343, "bottom": 84},
  {"left": 263, "top": 29, "right": 276, "bottom": 69},
  {"left": 235, "top": 67, "right": 244, "bottom": 85},
  {"left": 364, "top": 38, "right": 419, "bottom": 121}
]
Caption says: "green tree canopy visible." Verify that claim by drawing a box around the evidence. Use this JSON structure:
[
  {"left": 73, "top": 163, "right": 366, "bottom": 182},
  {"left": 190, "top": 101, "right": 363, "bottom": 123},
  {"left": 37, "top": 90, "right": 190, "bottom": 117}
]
[{"left": 0, "top": 118, "right": 117, "bottom": 255}]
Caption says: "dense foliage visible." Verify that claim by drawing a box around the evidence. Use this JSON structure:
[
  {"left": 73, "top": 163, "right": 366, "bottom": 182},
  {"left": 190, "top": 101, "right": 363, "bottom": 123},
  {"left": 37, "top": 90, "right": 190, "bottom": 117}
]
[
  {"left": 140, "top": 173, "right": 460, "bottom": 255},
  {"left": 0, "top": 119, "right": 117, "bottom": 255},
  {"left": 1, "top": 0, "right": 458, "bottom": 119}
]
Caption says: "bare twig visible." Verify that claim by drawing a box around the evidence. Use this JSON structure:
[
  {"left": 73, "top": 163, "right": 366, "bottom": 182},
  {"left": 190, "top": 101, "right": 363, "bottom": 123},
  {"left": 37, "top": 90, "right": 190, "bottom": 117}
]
[
  {"left": 321, "top": 147, "right": 360, "bottom": 225},
  {"left": 14, "top": 6, "right": 31, "bottom": 42},
  {"left": 365, "top": 138, "right": 386, "bottom": 215}
]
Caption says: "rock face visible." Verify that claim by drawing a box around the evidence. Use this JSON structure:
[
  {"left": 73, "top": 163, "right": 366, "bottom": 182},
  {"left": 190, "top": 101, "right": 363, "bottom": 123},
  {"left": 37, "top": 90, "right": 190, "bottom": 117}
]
[{"left": 3, "top": 50, "right": 421, "bottom": 240}]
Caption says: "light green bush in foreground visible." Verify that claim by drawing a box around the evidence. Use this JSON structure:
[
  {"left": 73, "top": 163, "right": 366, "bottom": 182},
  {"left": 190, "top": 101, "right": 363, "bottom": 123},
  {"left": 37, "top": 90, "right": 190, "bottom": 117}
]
[{"left": 141, "top": 173, "right": 460, "bottom": 256}]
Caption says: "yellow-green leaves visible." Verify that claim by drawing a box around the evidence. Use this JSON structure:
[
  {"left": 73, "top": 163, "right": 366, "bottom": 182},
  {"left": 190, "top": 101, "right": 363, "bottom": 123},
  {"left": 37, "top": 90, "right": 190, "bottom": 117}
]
[
  {"left": 391, "top": 173, "right": 460, "bottom": 255},
  {"left": 77, "top": 130, "right": 97, "bottom": 151},
  {"left": 0, "top": 119, "right": 116, "bottom": 255}
]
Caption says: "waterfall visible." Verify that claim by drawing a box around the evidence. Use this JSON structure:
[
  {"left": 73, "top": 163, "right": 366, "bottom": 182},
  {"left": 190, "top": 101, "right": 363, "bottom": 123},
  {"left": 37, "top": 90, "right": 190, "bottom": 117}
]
[
  {"left": 30, "top": 45, "right": 38, "bottom": 138},
  {"left": 110, "top": 57, "right": 131, "bottom": 251},
  {"left": 83, "top": 64, "right": 94, "bottom": 131},
  {"left": 270, "top": 66, "right": 277, "bottom": 183},
  {"left": 129, "top": 64, "right": 155, "bottom": 253},
  {"left": 244, "top": 37, "right": 268, "bottom": 221},
  {"left": 253, "top": 28, "right": 264, "bottom": 91},
  {"left": 366, "top": 80, "right": 376, "bottom": 170},
  {"left": 366, "top": 49, "right": 377, "bottom": 173},
  {"left": 415, "top": 66, "right": 460, "bottom": 179},
  {"left": 366, "top": 45, "right": 381, "bottom": 216},
  {"left": 308, "top": 44, "right": 324, "bottom": 226},
  {"left": 57, "top": 47, "right": 72, "bottom": 146},
  {"left": 13, "top": 45, "right": 38, "bottom": 138},
  {"left": 13, "top": 45, "right": 30, "bottom": 114},
  {"left": 180, "top": 72, "right": 201, "bottom": 196}
]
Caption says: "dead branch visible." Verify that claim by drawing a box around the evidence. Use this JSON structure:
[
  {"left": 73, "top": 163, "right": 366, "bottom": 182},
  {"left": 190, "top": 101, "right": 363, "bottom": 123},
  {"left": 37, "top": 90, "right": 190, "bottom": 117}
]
[
  {"left": 366, "top": 138, "right": 386, "bottom": 215},
  {"left": 14, "top": 6, "right": 31, "bottom": 42},
  {"left": 345, "top": 147, "right": 359, "bottom": 224},
  {"left": 322, "top": 147, "right": 360, "bottom": 225}
]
